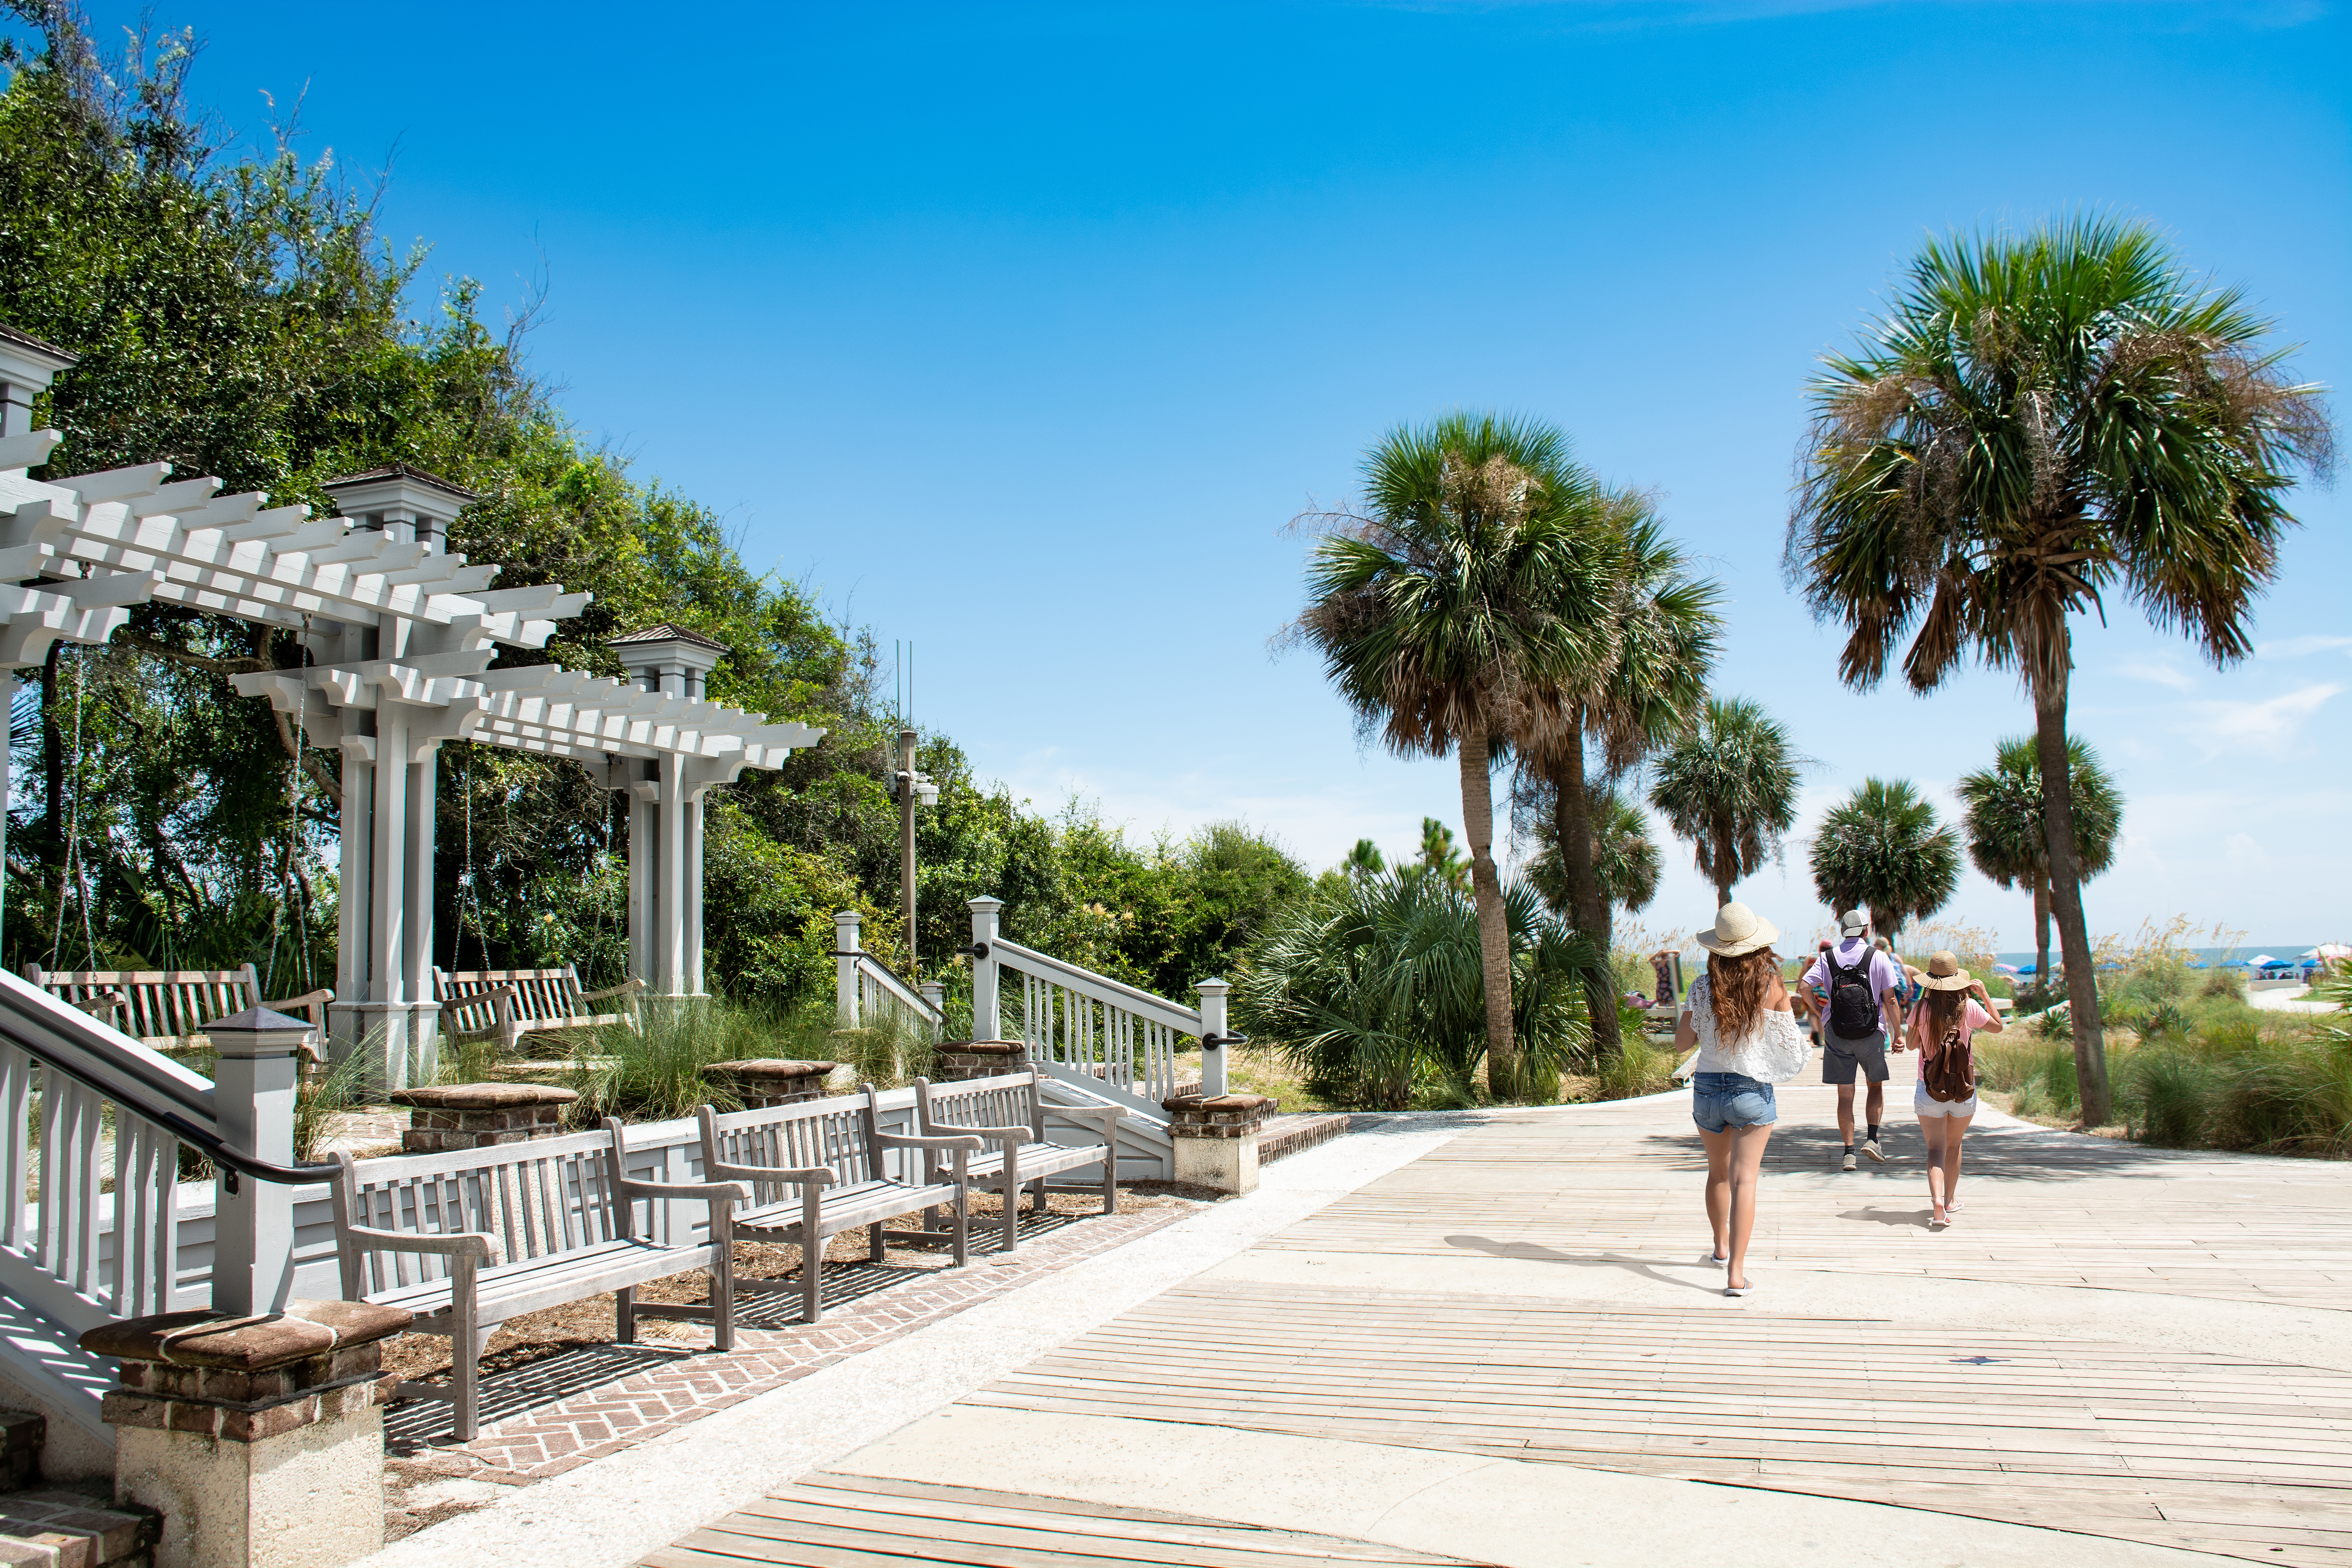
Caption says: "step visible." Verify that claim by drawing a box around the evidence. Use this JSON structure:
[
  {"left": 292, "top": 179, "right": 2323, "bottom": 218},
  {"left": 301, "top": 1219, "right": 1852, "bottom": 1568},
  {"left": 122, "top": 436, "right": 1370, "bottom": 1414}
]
[
  {"left": 1259, "top": 1111, "right": 1349, "bottom": 1165},
  {"left": 0, "top": 1491, "right": 158, "bottom": 1568}
]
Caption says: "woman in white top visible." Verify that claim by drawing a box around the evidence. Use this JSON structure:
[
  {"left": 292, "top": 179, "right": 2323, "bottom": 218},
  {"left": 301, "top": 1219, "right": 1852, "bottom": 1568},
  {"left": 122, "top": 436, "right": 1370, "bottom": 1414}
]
[
  {"left": 1906, "top": 950, "right": 2003, "bottom": 1229},
  {"left": 1675, "top": 903, "right": 1808, "bottom": 1297}
]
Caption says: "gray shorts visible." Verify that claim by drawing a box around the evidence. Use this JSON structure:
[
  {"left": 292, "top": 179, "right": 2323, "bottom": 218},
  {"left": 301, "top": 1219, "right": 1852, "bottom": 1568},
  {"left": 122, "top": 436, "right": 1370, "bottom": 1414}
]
[{"left": 1822, "top": 1031, "right": 1891, "bottom": 1085}]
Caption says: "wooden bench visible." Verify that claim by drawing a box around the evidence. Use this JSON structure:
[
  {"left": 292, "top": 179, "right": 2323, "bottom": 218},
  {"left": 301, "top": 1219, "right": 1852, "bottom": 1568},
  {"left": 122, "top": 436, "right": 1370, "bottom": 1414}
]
[
  {"left": 914, "top": 1069, "right": 1119, "bottom": 1254},
  {"left": 696, "top": 1084, "right": 981, "bottom": 1326},
  {"left": 433, "top": 965, "right": 644, "bottom": 1053},
  {"left": 329, "top": 1117, "right": 747, "bottom": 1441},
  {"left": 22, "top": 963, "right": 331, "bottom": 1054}
]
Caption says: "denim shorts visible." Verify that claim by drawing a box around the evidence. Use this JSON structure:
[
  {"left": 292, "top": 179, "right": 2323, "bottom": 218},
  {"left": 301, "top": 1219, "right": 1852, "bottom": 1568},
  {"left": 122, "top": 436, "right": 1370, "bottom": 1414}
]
[{"left": 1692, "top": 1071, "right": 1778, "bottom": 1133}]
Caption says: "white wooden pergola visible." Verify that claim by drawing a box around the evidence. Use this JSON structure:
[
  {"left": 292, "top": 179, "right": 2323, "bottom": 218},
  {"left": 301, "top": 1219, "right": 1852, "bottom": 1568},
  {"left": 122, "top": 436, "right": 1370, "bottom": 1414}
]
[{"left": 0, "top": 336, "right": 824, "bottom": 1084}]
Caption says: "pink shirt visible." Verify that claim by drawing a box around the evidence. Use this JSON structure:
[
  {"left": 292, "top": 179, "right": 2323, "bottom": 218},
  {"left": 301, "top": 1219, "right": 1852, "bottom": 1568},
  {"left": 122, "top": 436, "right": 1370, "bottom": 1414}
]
[{"left": 1911, "top": 999, "right": 1993, "bottom": 1082}]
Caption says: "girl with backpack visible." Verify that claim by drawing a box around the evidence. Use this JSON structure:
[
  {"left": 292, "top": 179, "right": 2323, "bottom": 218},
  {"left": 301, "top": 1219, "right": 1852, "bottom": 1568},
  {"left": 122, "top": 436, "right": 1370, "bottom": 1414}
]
[{"left": 1907, "top": 951, "right": 2004, "bottom": 1229}]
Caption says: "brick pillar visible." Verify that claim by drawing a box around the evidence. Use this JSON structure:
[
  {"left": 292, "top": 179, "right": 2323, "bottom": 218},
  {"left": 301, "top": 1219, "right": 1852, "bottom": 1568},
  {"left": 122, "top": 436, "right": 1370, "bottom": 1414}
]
[
  {"left": 701, "top": 1059, "right": 840, "bottom": 1108},
  {"left": 1160, "top": 1092, "right": 1276, "bottom": 1195},
  {"left": 386, "top": 1083, "right": 577, "bottom": 1152},
  {"left": 81, "top": 1299, "right": 412, "bottom": 1568},
  {"left": 932, "top": 1040, "right": 1029, "bottom": 1082}
]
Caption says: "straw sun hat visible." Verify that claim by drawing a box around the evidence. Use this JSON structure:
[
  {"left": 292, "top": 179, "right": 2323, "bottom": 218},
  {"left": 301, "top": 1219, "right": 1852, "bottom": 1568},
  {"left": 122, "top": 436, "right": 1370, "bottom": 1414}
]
[
  {"left": 1694, "top": 901, "right": 1778, "bottom": 957},
  {"left": 1917, "top": 950, "right": 1976, "bottom": 991}
]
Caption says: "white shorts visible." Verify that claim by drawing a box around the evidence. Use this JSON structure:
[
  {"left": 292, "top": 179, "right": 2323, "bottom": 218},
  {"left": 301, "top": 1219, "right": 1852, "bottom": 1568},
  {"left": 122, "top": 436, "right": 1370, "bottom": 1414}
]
[{"left": 1914, "top": 1085, "right": 1977, "bottom": 1119}]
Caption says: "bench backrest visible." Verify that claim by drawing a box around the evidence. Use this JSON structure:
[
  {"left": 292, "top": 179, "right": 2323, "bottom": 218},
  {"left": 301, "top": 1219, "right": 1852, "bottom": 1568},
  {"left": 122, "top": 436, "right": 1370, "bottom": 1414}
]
[
  {"left": 916, "top": 1071, "right": 1044, "bottom": 1142},
  {"left": 22, "top": 963, "right": 259, "bottom": 1045},
  {"left": 330, "top": 1125, "right": 629, "bottom": 1299},
  {"left": 433, "top": 966, "right": 587, "bottom": 1034},
  {"left": 702, "top": 1089, "right": 884, "bottom": 1201}
]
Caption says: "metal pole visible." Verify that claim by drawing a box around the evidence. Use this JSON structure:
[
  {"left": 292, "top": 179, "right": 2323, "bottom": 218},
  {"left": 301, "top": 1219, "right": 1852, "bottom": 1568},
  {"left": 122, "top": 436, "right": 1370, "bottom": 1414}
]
[{"left": 898, "top": 726, "right": 918, "bottom": 975}]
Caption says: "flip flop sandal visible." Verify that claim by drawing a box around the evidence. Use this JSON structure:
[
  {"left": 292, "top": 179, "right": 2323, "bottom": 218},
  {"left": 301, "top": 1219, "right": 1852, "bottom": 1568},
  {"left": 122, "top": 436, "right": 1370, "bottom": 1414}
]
[
  {"left": 1702, "top": 1252, "right": 1729, "bottom": 1266},
  {"left": 1724, "top": 1282, "right": 1756, "bottom": 1297}
]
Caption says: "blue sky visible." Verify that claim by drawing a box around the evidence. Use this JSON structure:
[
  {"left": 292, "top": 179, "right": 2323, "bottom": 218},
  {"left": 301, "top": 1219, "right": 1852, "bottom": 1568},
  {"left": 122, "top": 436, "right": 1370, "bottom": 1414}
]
[{"left": 34, "top": 0, "right": 2352, "bottom": 948}]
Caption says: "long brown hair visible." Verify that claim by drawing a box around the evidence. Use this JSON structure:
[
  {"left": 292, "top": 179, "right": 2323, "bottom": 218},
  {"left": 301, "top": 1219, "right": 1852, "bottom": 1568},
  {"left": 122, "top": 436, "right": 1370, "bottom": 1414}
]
[
  {"left": 1921, "top": 985, "right": 1966, "bottom": 1045},
  {"left": 1707, "top": 947, "right": 1780, "bottom": 1041}
]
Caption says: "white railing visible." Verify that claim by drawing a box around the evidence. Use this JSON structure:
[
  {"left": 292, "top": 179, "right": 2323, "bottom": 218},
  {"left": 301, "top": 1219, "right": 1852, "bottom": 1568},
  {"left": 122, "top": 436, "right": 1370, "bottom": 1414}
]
[
  {"left": 964, "top": 898, "right": 1233, "bottom": 1118},
  {"left": 0, "top": 971, "right": 217, "bottom": 1334},
  {"left": 833, "top": 910, "right": 946, "bottom": 1036}
]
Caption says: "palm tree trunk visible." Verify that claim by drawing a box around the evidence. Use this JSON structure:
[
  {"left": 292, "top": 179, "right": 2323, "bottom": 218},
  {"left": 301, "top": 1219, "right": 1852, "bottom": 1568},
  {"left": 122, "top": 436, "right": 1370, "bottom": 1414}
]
[
  {"left": 1547, "top": 715, "right": 1619, "bottom": 1060},
  {"left": 2032, "top": 659, "right": 2111, "bottom": 1125},
  {"left": 2033, "top": 873, "right": 2051, "bottom": 994},
  {"left": 1459, "top": 731, "right": 1517, "bottom": 1096},
  {"left": 1712, "top": 814, "right": 1734, "bottom": 909}
]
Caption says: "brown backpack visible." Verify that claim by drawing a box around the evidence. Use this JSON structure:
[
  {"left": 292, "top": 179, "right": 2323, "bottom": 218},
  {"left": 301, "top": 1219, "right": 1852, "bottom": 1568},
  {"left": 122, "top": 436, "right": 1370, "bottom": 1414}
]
[{"left": 1922, "top": 1018, "right": 1976, "bottom": 1102}]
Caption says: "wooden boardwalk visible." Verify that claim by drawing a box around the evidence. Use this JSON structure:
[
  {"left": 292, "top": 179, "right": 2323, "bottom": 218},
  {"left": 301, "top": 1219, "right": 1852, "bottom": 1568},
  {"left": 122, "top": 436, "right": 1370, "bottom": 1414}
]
[
  {"left": 647, "top": 1087, "right": 2352, "bottom": 1568},
  {"left": 646, "top": 1472, "right": 1479, "bottom": 1566}
]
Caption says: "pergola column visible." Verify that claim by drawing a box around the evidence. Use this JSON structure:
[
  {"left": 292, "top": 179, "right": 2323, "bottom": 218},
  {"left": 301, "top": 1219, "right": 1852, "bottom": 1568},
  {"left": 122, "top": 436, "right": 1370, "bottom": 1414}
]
[{"left": 612, "top": 626, "right": 728, "bottom": 1000}]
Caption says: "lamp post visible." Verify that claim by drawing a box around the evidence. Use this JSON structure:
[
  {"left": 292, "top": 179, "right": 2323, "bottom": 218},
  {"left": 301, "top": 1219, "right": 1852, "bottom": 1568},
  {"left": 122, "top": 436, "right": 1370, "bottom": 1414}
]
[{"left": 895, "top": 727, "right": 938, "bottom": 972}]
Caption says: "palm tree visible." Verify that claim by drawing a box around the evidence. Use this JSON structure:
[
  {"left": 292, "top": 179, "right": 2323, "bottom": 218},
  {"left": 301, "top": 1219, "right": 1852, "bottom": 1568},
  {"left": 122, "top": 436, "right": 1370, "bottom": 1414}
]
[
  {"left": 1295, "top": 412, "right": 1615, "bottom": 1093},
  {"left": 1342, "top": 839, "right": 1387, "bottom": 879},
  {"left": 1522, "top": 783, "right": 1661, "bottom": 926},
  {"left": 1517, "top": 506, "right": 1719, "bottom": 1059},
  {"left": 1809, "top": 779, "right": 1960, "bottom": 940},
  {"left": 1647, "top": 697, "right": 1805, "bottom": 910},
  {"left": 1957, "top": 736, "right": 2123, "bottom": 987},
  {"left": 1787, "top": 215, "right": 2333, "bottom": 1123}
]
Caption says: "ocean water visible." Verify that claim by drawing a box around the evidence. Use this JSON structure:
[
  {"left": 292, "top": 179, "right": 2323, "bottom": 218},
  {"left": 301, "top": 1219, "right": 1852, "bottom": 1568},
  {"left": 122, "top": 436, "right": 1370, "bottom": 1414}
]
[{"left": 1990, "top": 945, "right": 2320, "bottom": 969}]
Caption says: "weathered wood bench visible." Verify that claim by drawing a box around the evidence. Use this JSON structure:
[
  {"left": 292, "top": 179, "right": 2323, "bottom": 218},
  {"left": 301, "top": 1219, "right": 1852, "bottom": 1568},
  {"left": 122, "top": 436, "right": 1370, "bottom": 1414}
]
[
  {"left": 696, "top": 1084, "right": 980, "bottom": 1325},
  {"left": 433, "top": 965, "right": 644, "bottom": 1053},
  {"left": 915, "top": 1069, "right": 1120, "bottom": 1254},
  {"left": 330, "top": 1117, "right": 747, "bottom": 1441},
  {"left": 22, "top": 962, "right": 331, "bottom": 1054}
]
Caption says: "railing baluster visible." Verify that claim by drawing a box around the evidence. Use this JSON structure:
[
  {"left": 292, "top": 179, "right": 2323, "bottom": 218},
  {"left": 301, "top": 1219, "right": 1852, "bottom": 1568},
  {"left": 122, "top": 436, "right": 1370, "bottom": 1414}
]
[{"left": 0, "top": 1043, "right": 28, "bottom": 1256}]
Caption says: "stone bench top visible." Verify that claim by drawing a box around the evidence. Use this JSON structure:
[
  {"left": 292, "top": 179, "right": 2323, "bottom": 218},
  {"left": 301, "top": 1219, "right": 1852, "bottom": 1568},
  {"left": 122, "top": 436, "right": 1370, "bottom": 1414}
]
[
  {"left": 702, "top": 1058, "right": 840, "bottom": 1080},
  {"left": 938, "top": 1040, "right": 1027, "bottom": 1056},
  {"left": 1163, "top": 1093, "right": 1278, "bottom": 1114},
  {"left": 387, "top": 1083, "right": 579, "bottom": 1109},
  {"left": 81, "top": 1298, "right": 413, "bottom": 1370}
]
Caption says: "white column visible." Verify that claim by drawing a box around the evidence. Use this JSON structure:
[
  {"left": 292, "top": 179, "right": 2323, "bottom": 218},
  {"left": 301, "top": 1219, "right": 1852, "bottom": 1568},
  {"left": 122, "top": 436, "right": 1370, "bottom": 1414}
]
[
  {"left": 627, "top": 772, "right": 653, "bottom": 988},
  {"left": 404, "top": 743, "right": 439, "bottom": 1082},
  {"left": 1196, "top": 978, "right": 1230, "bottom": 1096},
  {"left": 207, "top": 1013, "right": 309, "bottom": 1316},
  {"left": 658, "top": 753, "right": 687, "bottom": 996},
  {"left": 368, "top": 703, "right": 412, "bottom": 1086},
  {"left": 332, "top": 738, "right": 373, "bottom": 1060},
  {"left": 835, "top": 910, "right": 862, "bottom": 1027},
  {"left": 968, "top": 897, "right": 1003, "bottom": 1042},
  {"left": 684, "top": 791, "right": 706, "bottom": 996}
]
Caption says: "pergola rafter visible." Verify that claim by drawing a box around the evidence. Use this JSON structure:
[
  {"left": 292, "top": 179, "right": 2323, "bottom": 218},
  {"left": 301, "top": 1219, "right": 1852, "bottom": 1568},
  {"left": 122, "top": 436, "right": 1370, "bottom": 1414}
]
[{"left": 0, "top": 370, "right": 826, "bottom": 1085}]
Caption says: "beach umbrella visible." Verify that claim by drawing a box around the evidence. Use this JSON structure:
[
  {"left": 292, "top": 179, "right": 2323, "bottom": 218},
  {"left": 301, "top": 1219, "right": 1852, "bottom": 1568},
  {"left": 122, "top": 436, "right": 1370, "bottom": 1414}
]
[
  {"left": 2246, "top": 955, "right": 2276, "bottom": 967},
  {"left": 1993, "top": 962, "right": 2021, "bottom": 974}
]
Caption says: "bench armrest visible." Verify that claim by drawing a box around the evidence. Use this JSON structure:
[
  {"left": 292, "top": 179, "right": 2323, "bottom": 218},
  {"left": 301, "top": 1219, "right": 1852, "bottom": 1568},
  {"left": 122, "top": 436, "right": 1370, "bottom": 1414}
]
[
  {"left": 875, "top": 1131, "right": 987, "bottom": 1152},
  {"left": 581, "top": 977, "right": 645, "bottom": 1003},
  {"left": 337, "top": 1225, "right": 504, "bottom": 1265},
  {"left": 1049, "top": 1105, "right": 1123, "bottom": 1139},
  {"left": 619, "top": 1178, "right": 751, "bottom": 1203},
  {"left": 708, "top": 1159, "right": 836, "bottom": 1187},
  {"left": 927, "top": 1121, "right": 1031, "bottom": 1144},
  {"left": 266, "top": 986, "right": 334, "bottom": 1012},
  {"left": 73, "top": 991, "right": 127, "bottom": 1020}
]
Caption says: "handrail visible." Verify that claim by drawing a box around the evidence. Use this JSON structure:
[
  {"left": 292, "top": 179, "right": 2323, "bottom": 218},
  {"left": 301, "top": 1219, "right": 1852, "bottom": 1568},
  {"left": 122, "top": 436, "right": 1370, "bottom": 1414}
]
[
  {"left": 987, "top": 939, "right": 1200, "bottom": 1033},
  {"left": 0, "top": 969, "right": 216, "bottom": 1132},
  {"left": 7, "top": 1032, "right": 338, "bottom": 1194},
  {"left": 834, "top": 949, "right": 943, "bottom": 1023}
]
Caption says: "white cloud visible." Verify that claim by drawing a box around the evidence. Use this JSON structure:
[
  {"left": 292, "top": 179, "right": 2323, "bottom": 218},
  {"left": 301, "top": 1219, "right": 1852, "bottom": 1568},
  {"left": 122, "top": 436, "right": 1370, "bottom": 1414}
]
[
  {"left": 2256, "top": 634, "right": 2352, "bottom": 660},
  {"left": 2179, "top": 683, "right": 2345, "bottom": 760},
  {"left": 2116, "top": 660, "right": 2198, "bottom": 693}
]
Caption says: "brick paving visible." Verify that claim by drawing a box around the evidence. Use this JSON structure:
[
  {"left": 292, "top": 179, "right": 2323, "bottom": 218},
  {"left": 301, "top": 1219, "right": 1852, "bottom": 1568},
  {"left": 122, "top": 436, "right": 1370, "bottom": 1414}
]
[{"left": 387, "top": 1202, "right": 1196, "bottom": 1485}]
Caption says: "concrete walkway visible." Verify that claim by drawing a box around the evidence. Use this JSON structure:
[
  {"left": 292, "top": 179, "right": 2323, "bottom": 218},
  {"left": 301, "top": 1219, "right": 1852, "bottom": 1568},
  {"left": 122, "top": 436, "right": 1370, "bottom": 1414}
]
[{"left": 390, "top": 1087, "right": 2351, "bottom": 1566}]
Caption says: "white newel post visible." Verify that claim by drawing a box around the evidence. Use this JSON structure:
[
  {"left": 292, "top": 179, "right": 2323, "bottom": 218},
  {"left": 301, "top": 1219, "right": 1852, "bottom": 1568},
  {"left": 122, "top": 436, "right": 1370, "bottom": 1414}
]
[
  {"left": 919, "top": 980, "right": 945, "bottom": 1039},
  {"left": 968, "top": 897, "right": 1003, "bottom": 1041},
  {"left": 835, "top": 910, "right": 862, "bottom": 1027},
  {"left": 205, "top": 1009, "right": 309, "bottom": 1316},
  {"left": 1196, "top": 977, "right": 1230, "bottom": 1097}
]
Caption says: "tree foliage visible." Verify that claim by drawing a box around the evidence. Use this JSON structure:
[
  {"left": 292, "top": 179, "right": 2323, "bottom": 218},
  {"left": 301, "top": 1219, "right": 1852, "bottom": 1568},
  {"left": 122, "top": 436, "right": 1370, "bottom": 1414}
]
[
  {"left": 1647, "top": 696, "right": 1806, "bottom": 909},
  {"left": 1808, "top": 778, "right": 1960, "bottom": 939},
  {"left": 1956, "top": 735, "right": 2122, "bottom": 983}
]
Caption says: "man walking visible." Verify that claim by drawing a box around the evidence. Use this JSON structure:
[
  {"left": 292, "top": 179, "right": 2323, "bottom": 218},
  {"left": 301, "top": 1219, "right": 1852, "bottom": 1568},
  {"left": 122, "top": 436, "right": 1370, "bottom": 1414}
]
[{"left": 1803, "top": 910, "right": 1907, "bottom": 1171}]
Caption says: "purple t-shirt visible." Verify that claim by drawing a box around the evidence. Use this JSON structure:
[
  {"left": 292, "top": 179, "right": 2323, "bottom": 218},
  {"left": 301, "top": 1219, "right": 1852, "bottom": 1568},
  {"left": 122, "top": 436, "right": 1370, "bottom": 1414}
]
[{"left": 1803, "top": 940, "right": 1906, "bottom": 1019}]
